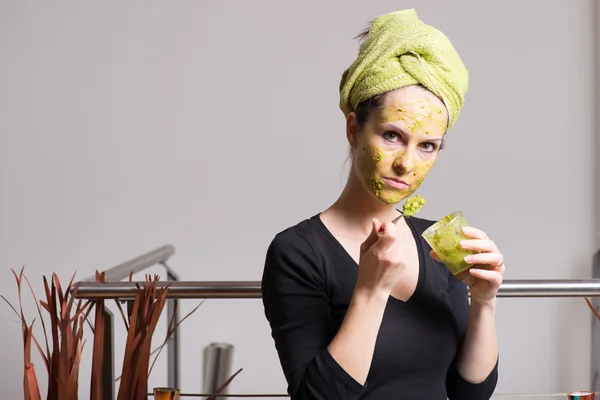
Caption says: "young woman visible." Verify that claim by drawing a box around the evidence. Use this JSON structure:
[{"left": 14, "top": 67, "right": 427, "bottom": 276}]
[{"left": 261, "top": 8, "right": 504, "bottom": 400}]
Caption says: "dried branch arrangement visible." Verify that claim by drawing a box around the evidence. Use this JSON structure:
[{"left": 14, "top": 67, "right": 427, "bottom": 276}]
[
  {"left": 1, "top": 267, "right": 90, "bottom": 400},
  {"left": 3, "top": 267, "right": 242, "bottom": 399}
]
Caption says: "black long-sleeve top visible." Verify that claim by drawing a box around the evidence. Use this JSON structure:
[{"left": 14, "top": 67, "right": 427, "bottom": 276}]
[{"left": 261, "top": 213, "right": 498, "bottom": 399}]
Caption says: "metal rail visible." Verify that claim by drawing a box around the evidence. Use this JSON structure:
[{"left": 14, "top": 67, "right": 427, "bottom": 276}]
[
  {"left": 78, "top": 251, "right": 600, "bottom": 398},
  {"left": 591, "top": 250, "right": 600, "bottom": 391},
  {"left": 84, "top": 245, "right": 179, "bottom": 399},
  {"left": 73, "top": 279, "right": 600, "bottom": 300},
  {"left": 144, "top": 392, "right": 599, "bottom": 398},
  {"left": 81, "top": 244, "right": 175, "bottom": 282}
]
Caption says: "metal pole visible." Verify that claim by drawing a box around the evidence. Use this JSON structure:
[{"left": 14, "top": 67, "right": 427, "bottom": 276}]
[
  {"left": 80, "top": 245, "right": 176, "bottom": 282},
  {"left": 593, "top": 251, "right": 600, "bottom": 391},
  {"left": 592, "top": 0, "right": 600, "bottom": 391},
  {"left": 102, "top": 306, "right": 114, "bottom": 400},
  {"left": 163, "top": 262, "right": 181, "bottom": 390},
  {"left": 203, "top": 343, "right": 234, "bottom": 398},
  {"left": 73, "top": 279, "right": 600, "bottom": 300}
]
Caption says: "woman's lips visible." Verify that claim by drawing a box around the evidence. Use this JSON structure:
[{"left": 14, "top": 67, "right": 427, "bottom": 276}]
[{"left": 383, "top": 177, "right": 409, "bottom": 189}]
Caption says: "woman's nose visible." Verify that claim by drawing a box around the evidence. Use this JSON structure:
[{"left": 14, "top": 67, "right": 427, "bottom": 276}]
[{"left": 392, "top": 151, "right": 415, "bottom": 175}]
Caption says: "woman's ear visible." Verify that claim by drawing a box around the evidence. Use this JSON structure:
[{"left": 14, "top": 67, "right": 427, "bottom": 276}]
[{"left": 346, "top": 112, "right": 360, "bottom": 149}]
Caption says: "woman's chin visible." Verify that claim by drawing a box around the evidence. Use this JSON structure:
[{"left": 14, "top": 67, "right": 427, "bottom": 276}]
[{"left": 374, "top": 190, "right": 412, "bottom": 205}]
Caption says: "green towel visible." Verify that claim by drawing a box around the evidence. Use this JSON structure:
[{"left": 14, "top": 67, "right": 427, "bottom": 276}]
[{"left": 339, "top": 9, "right": 469, "bottom": 130}]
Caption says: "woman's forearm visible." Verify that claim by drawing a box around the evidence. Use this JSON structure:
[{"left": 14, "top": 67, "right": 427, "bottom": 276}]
[
  {"left": 457, "top": 299, "right": 498, "bottom": 383},
  {"left": 327, "top": 289, "right": 389, "bottom": 385}
]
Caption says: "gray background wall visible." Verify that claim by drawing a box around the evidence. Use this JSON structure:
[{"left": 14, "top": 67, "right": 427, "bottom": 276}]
[{"left": 0, "top": 1, "right": 596, "bottom": 398}]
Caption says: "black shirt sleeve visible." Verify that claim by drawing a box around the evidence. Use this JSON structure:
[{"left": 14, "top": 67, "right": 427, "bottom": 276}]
[
  {"left": 261, "top": 231, "right": 366, "bottom": 400},
  {"left": 445, "top": 273, "right": 499, "bottom": 400}
]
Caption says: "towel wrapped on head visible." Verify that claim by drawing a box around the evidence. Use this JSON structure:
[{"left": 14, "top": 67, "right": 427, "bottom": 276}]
[{"left": 339, "top": 8, "right": 469, "bottom": 130}]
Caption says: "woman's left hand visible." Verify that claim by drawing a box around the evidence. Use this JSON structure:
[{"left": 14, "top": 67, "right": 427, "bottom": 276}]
[{"left": 430, "top": 226, "right": 505, "bottom": 306}]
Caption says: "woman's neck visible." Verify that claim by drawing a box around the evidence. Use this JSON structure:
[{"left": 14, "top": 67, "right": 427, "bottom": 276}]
[{"left": 323, "top": 171, "right": 401, "bottom": 236}]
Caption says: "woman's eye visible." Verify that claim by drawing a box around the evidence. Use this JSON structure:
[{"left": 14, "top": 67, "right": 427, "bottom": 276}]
[
  {"left": 420, "top": 142, "right": 437, "bottom": 152},
  {"left": 383, "top": 131, "right": 399, "bottom": 141}
]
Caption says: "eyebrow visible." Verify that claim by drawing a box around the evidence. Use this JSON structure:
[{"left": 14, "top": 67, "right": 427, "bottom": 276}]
[{"left": 382, "top": 122, "right": 444, "bottom": 141}]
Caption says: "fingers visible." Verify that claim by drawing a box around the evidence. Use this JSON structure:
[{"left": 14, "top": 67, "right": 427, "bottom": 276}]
[
  {"left": 429, "top": 250, "right": 442, "bottom": 263},
  {"left": 464, "top": 252, "right": 504, "bottom": 268},
  {"left": 369, "top": 221, "right": 398, "bottom": 251},
  {"left": 469, "top": 267, "right": 503, "bottom": 287},
  {"left": 360, "top": 218, "right": 383, "bottom": 254},
  {"left": 462, "top": 226, "right": 489, "bottom": 240},
  {"left": 460, "top": 239, "right": 497, "bottom": 253},
  {"left": 460, "top": 227, "right": 503, "bottom": 268},
  {"left": 373, "top": 218, "right": 383, "bottom": 233},
  {"left": 361, "top": 218, "right": 395, "bottom": 253},
  {"left": 379, "top": 221, "right": 398, "bottom": 237},
  {"left": 454, "top": 271, "right": 476, "bottom": 287}
]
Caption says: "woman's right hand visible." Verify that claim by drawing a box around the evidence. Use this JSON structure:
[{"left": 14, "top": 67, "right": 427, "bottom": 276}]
[{"left": 356, "top": 218, "right": 407, "bottom": 296}]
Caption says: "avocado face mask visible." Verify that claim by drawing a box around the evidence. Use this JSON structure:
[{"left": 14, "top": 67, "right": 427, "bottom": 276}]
[{"left": 353, "top": 86, "right": 446, "bottom": 204}]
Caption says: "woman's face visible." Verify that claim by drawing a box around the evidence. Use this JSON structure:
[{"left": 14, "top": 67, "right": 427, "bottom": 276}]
[{"left": 350, "top": 85, "right": 449, "bottom": 205}]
